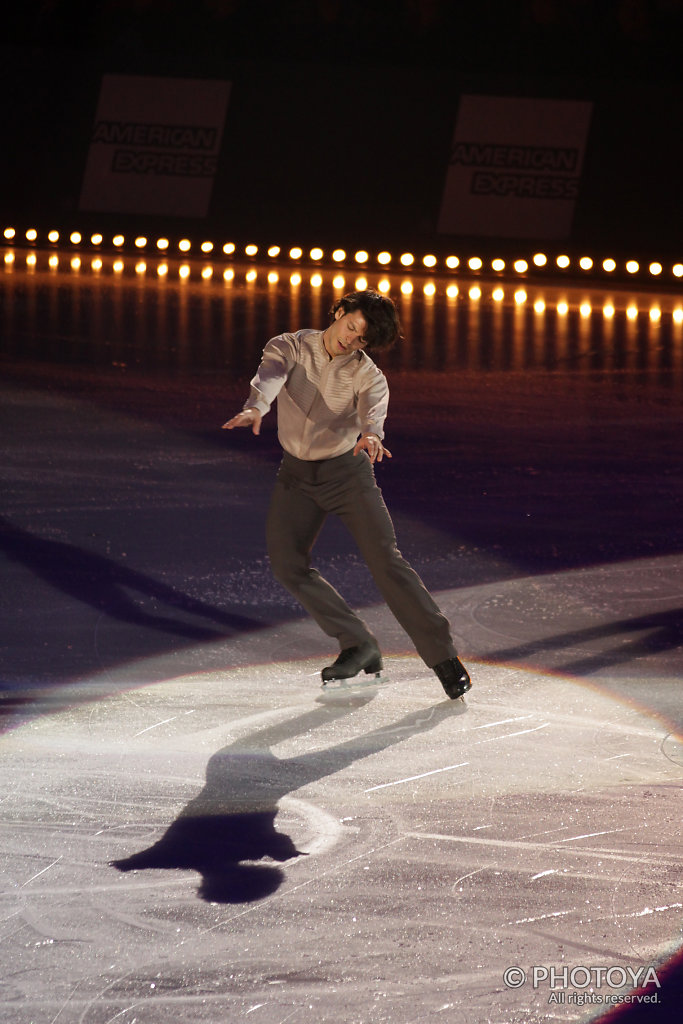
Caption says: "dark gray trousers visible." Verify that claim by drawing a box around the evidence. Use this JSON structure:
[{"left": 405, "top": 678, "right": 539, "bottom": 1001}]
[{"left": 266, "top": 449, "right": 456, "bottom": 668}]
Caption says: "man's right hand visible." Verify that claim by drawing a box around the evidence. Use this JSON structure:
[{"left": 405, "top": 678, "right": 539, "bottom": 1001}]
[{"left": 222, "top": 408, "right": 262, "bottom": 435}]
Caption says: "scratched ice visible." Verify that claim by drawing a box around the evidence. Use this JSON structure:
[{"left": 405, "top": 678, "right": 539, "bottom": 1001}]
[{"left": 1, "top": 260, "right": 682, "bottom": 1024}]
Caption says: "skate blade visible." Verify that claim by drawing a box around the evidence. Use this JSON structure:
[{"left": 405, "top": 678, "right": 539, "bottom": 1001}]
[{"left": 321, "top": 672, "right": 389, "bottom": 691}]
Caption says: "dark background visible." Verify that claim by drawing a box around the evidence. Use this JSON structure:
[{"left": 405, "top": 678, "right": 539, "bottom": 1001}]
[{"left": 2, "top": 0, "right": 683, "bottom": 255}]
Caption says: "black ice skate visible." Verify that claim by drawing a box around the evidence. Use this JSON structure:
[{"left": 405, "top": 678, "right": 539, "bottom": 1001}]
[
  {"left": 321, "top": 641, "right": 383, "bottom": 686},
  {"left": 433, "top": 656, "right": 472, "bottom": 701}
]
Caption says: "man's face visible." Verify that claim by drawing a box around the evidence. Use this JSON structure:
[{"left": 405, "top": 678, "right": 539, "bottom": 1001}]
[{"left": 323, "top": 307, "right": 369, "bottom": 358}]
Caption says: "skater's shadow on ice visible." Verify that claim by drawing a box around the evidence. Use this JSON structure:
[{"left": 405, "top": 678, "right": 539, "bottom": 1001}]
[
  {"left": 112, "top": 691, "right": 461, "bottom": 903},
  {"left": 0, "top": 516, "right": 258, "bottom": 642},
  {"left": 491, "top": 607, "right": 683, "bottom": 676}
]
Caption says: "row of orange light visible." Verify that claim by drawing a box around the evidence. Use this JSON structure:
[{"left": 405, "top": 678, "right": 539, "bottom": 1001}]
[
  {"left": 4, "top": 249, "right": 681, "bottom": 322},
  {"left": 3, "top": 226, "right": 683, "bottom": 281}
]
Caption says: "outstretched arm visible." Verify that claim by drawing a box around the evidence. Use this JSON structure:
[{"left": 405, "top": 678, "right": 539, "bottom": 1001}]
[
  {"left": 222, "top": 333, "right": 297, "bottom": 438},
  {"left": 222, "top": 407, "right": 262, "bottom": 435},
  {"left": 355, "top": 362, "right": 390, "bottom": 465}
]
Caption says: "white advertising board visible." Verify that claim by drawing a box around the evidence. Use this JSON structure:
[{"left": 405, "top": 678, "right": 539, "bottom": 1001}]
[
  {"left": 438, "top": 95, "right": 593, "bottom": 239},
  {"left": 79, "top": 75, "right": 231, "bottom": 218}
]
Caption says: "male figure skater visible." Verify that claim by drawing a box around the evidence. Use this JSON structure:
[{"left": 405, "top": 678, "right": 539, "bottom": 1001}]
[{"left": 223, "top": 289, "right": 471, "bottom": 700}]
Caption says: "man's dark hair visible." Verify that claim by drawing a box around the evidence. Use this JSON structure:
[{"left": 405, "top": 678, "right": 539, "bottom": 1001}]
[{"left": 330, "top": 290, "right": 402, "bottom": 352}]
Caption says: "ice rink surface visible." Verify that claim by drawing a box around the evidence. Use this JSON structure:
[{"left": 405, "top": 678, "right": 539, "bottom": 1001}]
[{"left": 1, "top": 253, "right": 682, "bottom": 1023}]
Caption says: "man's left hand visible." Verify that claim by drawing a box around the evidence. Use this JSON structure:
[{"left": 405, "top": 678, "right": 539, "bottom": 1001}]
[{"left": 354, "top": 433, "right": 392, "bottom": 464}]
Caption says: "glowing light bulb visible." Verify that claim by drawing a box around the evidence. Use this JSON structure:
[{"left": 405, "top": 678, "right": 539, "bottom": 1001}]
[
  {"left": 602, "top": 258, "right": 616, "bottom": 273},
  {"left": 603, "top": 303, "right": 615, "bottom": 318},
  {"left": 423, "top": 254, "right": 437, "bottom": 268},
  {"left": 48, "top": 231, "right": 60, "bottom": 243},
  {"left": 377, "top": 252, "right": 391, "bottom": 265},
  {"left": 491, "top": 259, "right": 505, "bottom": 272},
  {"left": 533, "top": 253, "right": 547, "bottom": 267},
  {"left": 289, "top": 248, "right": 303, "bottom": 260},
  {"left": 557, "top": 301, "right": 568, "bottom": 316},
  {"left": 556, "top": 255, "right": 570, "bottom": 269},
  {"left": 534, "top": 299, "right": 545, "bottom": 314},
  {"left": 245, "top": 244, "right": 258, "bottom": 256},
  {"left": 354, "top": 250, "right": 369, "bottom": 263},
  {"left": 625, "top": 260, "right": 639, "bottom": 274},
  {"left": 224, "top": 242, "right": 236, "bottom": 255},
  {"left": 26, "top": 228, "right": 38, "bottom": 241},
  {"left": 332, "top": 249, "right": 346, "bottom": 262},
  {"left": 468, "top": 257, "right": 482, "bottom": 271},
  {"left": 649, "top": 262, "right": 662, "bottom": 276},
  {"left": 267, "top": 245, "right": 280, "bottom": 257},
  {"left": 310, "top": 248, "right": 324, "bottom": 261},
  {"left": 112, "top": 235, "right": 125, "bottom": 247},
  {"left": 178, "top": 239, "right": 191, "bottom": 252},
  {"left": 579, "top": 302, "right": 592, "bottom": 318},
  {"left": 134, "top": 236, "right": 147, "bottom": 249},
  {"left": 156, "top": 238, "right": 169, "bottom": 250},
  {"left": 400, "top": 253, "right": 414, "bottom": 267},
  {"left": 445, "top": 256, "right": 459, "bottom": 269},
  {"left": 513, "top": 259, "right": 528, "bottom": 274},
  {"left": 579, "top": 257, "right": 593, "bottom": 270}
]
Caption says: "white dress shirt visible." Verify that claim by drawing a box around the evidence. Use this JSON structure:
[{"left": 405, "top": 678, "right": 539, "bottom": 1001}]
[{"left": 245, "top": 329, "right": 389, "bottom": 460}]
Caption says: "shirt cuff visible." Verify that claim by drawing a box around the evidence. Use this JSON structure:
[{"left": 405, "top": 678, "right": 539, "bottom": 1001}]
[{"left": 244, "top": 389, "right": 271, "bottom": 416}]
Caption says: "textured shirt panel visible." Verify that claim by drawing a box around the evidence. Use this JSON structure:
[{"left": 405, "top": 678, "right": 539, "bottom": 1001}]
[{"left": 245, "top": 329, "right": 389, "bottom": 460}]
